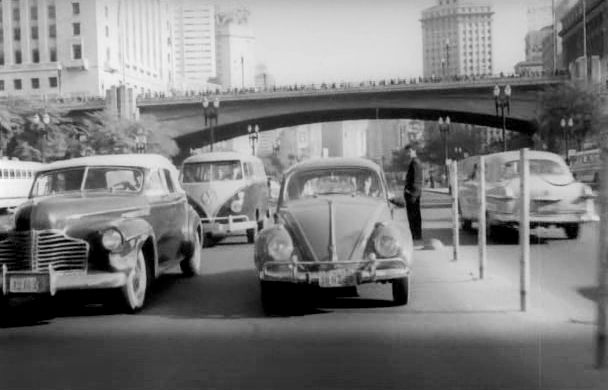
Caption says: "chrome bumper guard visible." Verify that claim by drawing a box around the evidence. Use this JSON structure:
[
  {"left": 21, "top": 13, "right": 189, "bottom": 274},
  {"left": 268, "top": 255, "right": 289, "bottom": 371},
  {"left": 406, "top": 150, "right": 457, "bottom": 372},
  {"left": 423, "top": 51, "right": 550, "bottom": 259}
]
[
  {"left": 1, "top": 264, "right": 128, "bottom": 297},
  {"left": 260, "top": 257, "right": 410, "bottom": 286},
  {"left": 492, "top": 211, "right": 599, "bottom": 224},
  {"left": 202, "top": 215, "right": 257, "bottom": 235}
]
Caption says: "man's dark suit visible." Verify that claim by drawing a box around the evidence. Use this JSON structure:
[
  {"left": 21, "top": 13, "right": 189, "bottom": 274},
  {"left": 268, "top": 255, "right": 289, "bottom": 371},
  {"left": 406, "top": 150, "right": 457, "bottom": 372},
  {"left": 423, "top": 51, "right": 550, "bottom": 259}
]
[{"left": 404, "top": 157, "right": 423, "bottom": 240}]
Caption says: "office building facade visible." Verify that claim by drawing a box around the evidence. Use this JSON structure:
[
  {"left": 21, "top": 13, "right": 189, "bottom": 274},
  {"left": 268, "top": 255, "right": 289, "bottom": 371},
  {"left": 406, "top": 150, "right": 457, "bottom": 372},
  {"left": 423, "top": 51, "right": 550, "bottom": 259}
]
[
  {"left": 215, "top": 8, "right": 255, "bottom": 90},
  {"left": 421, "top": 0, "right": 494, "bottom": 78}
]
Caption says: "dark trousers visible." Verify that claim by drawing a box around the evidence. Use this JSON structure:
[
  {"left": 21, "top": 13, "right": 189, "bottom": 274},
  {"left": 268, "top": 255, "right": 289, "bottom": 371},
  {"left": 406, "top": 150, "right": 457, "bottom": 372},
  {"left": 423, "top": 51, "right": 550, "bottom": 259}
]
[{"left": 405, "top": 194, "right": 422, "bottom": 240}]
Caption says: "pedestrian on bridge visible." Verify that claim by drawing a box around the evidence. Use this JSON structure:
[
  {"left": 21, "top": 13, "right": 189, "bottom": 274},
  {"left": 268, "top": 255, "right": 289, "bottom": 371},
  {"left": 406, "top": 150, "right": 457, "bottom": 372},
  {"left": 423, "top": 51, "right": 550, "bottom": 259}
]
[{"left": 403, "top": 144, "right": 423, "bottom": 240}]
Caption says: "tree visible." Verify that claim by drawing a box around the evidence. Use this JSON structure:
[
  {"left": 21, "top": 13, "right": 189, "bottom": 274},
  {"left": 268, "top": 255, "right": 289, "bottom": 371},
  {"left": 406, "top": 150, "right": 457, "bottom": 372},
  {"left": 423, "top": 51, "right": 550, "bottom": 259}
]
[{"left": 536, "top": 82, "right": 602, "bottom": 153}]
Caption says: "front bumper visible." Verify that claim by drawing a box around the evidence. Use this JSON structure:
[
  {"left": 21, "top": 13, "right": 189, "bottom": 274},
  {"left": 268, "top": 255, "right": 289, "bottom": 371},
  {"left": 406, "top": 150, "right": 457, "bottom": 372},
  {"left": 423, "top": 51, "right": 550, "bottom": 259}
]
[
  {"left": 202, "top": 215, "right": 257, "bottom": 236},
  {"left": 259, "top": 257, "right": 410, "bottom": 287},
  {"left": 490, "top": 211, "right": 599, "bottom": 225},
  {"left": 1, "top": 264, "right": 128, "bottom": 297}
]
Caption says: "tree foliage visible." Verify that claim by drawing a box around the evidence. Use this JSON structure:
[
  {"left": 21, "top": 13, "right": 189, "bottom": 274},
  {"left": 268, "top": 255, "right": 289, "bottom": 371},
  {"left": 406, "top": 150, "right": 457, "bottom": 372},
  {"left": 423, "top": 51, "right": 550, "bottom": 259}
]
[{"left": 536, "top": 82, "right": 602, "bottom": 153}]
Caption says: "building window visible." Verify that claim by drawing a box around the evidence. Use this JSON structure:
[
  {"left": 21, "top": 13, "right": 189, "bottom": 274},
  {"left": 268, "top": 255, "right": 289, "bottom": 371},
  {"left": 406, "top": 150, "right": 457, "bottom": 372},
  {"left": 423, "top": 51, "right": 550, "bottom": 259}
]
[
  {"left": 0, "top": 54, "right": 4, "bottom": 65},
  {"left": 13, "top": 27, "right": 20, "bottom": 41},
  {"left": 72, "top": 44, "right": 82, "bottom": 60},
  {"left": 12, "top": 7, "right": 19, "bottom": 22},
  {"left": 31, "top": 78, "right": 40, "bottom": 89},
  {"left": 49, "top": 77, "right": 58, "bottom": 88},
  {"left": 105, "top": 5, "right": 108, "bottom": 17},
  {"left": 32, "top": 49, "right": 39, "bottom": 63},
  {"left": 13, "top": 79, "right": 22, "bottom": 90},
  {"left": 50, "top": 48, "right": 57, "bottom": 62},
  {"left": 14, "top": 50, "right": 21, "bottom": 64},
  {"left": 73, "top": 22, "right": 80, "bottom": 36},
  {"left": 49, "top": 24, "right": 56, "bottom": 38},
  {"left": 30, "top": 6, "right": 38, "bottom": 20},
  {"left": 105, "top": 25, "right": 109, "bottom": 37},
  {"left": 0, "top": 80, "right": 4, "bottom": 91},
  {"left": 72, "top": 2, "right": 80, "bottom": 15},
  {"left": 31, "top": 26, "right": 39, "bottom": 40},
  {"left": 48, "top": 5, "right": 56, "bottom": 19}
]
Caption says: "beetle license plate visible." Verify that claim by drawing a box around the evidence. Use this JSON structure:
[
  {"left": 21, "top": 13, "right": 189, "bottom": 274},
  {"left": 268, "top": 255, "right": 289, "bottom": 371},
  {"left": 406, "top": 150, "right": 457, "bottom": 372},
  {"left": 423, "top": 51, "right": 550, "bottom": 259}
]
[
  {"left": 8, "top": 275, "right": 50, "bottom": 293},
  {"left": 318, "top": 270, "right": 356, "bottom": 287}
]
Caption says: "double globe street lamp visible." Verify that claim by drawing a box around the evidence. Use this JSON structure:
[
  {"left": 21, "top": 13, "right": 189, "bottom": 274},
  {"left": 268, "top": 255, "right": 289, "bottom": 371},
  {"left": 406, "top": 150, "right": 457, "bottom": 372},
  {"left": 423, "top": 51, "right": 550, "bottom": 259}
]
[
  {"left": 202, "top": 97, "right": 220, "bottom": 152},
  {"left": 248, "top": 124, "right": 260, "bottom": 156},
  {"left": 493, "top": 84, "right": 511, "bottom": 152}
]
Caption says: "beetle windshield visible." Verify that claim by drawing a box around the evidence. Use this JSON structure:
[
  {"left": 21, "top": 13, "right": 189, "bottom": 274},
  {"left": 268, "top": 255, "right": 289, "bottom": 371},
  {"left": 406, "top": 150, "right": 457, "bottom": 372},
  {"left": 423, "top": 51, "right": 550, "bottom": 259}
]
[
  {"left": 284, "top": 167, "right": 383, "bottom": 201},
  {"left": 30, "top": 167, "right": 144, "bottom": 197},
  {"left": 182, "top": 160, "right": 243, "bottom": 182},
  {"left": 501, "top": 159, "right": 571, "bottom": 179}
]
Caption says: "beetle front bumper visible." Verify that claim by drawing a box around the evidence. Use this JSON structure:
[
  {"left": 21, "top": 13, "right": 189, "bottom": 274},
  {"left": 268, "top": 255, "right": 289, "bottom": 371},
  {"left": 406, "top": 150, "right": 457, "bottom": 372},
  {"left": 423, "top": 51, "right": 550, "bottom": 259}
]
[
  {"left": 259, "top": 257, "right": 411, "bottom": 287},
  {"left": 1, "top": 264, "right": 129, "bottom": 297}
]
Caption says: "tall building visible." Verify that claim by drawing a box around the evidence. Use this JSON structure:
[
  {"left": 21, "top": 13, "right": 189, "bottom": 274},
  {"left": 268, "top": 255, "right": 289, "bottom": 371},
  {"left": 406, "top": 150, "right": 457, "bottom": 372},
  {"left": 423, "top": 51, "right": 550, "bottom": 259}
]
[
  {"left": 421, "top": 0, "right": 494, "bottom": 78},
  {"left": 560, "top": 0, "right": 608, "bottom": 82},
  {"left": 322, "top": 121, "right": 366, "bottom": 158},
  {"left": 215, "top": 8, "right": 255, "bottom": 90},
  {"left": 542, "top": 0, "right": 578, "bottom": 73},
  {"left": 0, "top": 0, "right": 174, "bottom": 99},
  {"left": 172, "top": 0, "right": 216, "bottom": 92},
  {"left": 527, "top": 0, "right": 554, "bottom": 31},
  {"left": 526, "top": 26, "right": 553, "bottom": 62}
]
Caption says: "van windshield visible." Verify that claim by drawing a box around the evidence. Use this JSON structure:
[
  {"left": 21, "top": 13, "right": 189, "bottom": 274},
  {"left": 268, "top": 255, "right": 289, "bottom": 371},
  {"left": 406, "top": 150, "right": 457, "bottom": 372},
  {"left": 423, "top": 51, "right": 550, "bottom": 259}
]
[{"left": 182, "top": 160, "right": 243, "bottom": 182}]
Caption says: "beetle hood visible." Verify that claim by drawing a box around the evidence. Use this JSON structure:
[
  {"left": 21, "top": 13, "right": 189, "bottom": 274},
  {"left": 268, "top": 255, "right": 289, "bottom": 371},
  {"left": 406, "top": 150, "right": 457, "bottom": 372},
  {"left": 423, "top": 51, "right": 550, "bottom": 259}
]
[
  {"left": 279, "top": 196, "right": 391, "bottom": 261},
  {"left": 14, "top": 193, "right": 147, "bottom": 231}
]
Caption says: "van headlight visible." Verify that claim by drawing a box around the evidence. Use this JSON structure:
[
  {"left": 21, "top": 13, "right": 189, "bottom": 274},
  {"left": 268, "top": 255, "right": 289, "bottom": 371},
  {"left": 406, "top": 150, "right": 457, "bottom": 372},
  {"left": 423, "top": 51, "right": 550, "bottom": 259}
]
[
  {"left": 102, "top": 228, "right": 124, "bottom": 252},
  {"left": 230, "top": 191, "right": 245, "bottom": 213},
  {"left": 373, "top": 225, "right": 400, "bottom": 258},
  {"left": 267, "top": 227, "right": 294, "bottom": 261}
]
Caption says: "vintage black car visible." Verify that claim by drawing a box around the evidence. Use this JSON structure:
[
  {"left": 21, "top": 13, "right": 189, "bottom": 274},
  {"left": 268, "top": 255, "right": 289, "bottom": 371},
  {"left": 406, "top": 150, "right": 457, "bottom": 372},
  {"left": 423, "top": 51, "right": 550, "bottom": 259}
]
[
  {"left": 0, "top": 154, "right": 203, "bottom": 313},
  {"left": 254, "top": 158, "right": 413, "bottom": 312}
]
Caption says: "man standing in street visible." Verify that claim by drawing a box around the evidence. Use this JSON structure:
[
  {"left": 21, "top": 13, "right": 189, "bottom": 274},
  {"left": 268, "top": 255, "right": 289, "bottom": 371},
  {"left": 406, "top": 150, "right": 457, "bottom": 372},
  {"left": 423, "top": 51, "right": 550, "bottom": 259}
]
[{"left": 404, "top": 145, "right": 423, "bottom": 240}]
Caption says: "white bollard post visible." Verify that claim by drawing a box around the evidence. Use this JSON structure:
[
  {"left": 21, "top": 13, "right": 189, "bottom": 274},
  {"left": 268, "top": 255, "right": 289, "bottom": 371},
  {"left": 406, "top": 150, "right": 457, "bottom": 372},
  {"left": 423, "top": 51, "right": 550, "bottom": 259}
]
[
  {"left": 478, "top": 156, "right": 487, "bottom": 279},
  {"left": 596, "top": 146, "right": 608, "bottom": 368},
  {"left": 451, "top": 161, "right": 460, "bottom": 262},
  {"left": 520, "top": 148, "right": 530, "bottom": 312}
]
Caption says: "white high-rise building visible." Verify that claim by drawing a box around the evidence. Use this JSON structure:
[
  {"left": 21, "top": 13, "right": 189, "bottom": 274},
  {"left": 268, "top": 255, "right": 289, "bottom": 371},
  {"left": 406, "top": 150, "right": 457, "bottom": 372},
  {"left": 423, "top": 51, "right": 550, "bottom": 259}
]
[
  {"left": 527, "top": 0, "right": 554, "bottom": 32},
  {"left": 215, "top": 8, "right": 255, "bottom": 90},
  {"left": 421, "top": 0, "right": 494, "bottom": 78},
  {"left": 0, "top": 0, "right": 174, "bottom": 99},
  {"left": 172, "top": 0, "right": 216, "bottom": 92}
]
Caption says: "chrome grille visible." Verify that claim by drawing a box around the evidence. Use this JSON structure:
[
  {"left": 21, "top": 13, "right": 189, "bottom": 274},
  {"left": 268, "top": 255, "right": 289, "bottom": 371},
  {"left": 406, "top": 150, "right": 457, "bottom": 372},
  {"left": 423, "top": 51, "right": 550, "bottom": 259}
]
[{"left": 0, "top": 230, "right": 88, "bottom": 272}]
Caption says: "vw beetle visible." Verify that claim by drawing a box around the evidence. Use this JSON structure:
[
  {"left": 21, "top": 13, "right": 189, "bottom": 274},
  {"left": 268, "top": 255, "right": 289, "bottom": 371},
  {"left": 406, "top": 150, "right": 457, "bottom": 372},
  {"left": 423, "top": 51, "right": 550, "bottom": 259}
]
[
  {"left": 254, "top": 157, "right": 413, "bottom": 311},
  {"left": 0, "top": 154, "right": 203, "bottom": 313}
]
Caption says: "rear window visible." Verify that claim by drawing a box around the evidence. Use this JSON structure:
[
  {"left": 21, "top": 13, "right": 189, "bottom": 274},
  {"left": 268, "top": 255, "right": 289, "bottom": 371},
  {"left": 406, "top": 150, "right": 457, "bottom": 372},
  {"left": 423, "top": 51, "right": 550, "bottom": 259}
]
[
  {"left": 501, "top": 159, "right": 569, "bottom": 179},
  {"left": 182, "top": 160, "right": 243, "bottom": 182}
]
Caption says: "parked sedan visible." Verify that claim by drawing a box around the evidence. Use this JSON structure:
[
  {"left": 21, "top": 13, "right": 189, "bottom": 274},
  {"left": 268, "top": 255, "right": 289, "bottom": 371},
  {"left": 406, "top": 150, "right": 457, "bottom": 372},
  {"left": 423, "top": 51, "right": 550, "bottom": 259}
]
[
  {"left": 0, "top": 154, "right": 203, "bottom": 313},
  {"left": 458, "top": 150, "right": 598, "bottom": 239},
  {"left": 254, "top": 158, "right": 413, "bottom": 312}
]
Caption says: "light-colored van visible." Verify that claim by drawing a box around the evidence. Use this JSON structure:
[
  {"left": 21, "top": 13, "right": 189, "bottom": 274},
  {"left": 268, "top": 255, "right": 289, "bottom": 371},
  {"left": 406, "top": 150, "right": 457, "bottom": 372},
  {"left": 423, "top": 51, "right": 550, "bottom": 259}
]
[{"left": 180, "top": 152, "right": 270, "bottom": 245}]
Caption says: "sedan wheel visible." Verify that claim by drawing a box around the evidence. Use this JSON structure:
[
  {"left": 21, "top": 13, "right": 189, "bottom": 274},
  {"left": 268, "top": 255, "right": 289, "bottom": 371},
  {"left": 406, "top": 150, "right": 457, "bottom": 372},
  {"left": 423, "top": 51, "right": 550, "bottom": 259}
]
[
  {"left": 246, "top": 227, "right": 257, "bottom": 244},
  {"left": 392, "top": 277, "right": 410, "bottom": 305},
  {"left": 180, "top": 231, "right": 202, "bottom": 276},
  {"left": 121, "top": 249, "right": 149, "bottom": 313},
  {"left": 564, "top": 224, "right": 580, "bottom": 239},
  {"left": 260, "top": 281, "right": 286, "bottom": 314}
]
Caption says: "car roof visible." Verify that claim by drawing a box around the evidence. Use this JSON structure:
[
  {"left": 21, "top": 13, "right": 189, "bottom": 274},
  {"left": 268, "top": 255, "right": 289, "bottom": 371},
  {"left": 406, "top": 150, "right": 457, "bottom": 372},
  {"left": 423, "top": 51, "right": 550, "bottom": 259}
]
[
  {"left": 38, "top": 154, "right": 177, "bottom": 172},
  {"left": 183, "top": 151, "right": 262, "bottom": 164},
  {"left": 284, "top": 157, "right": 382, "bottom": 175},
  {"left": 462, "top": 150, "right": 568, "bottom": 165}
]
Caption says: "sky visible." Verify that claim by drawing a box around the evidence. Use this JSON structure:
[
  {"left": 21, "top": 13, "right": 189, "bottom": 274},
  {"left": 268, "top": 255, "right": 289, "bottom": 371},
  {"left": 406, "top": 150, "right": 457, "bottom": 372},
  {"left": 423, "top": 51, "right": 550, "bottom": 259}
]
[{"left": 214, "top": 0, "right": 532, "bottom": 85}]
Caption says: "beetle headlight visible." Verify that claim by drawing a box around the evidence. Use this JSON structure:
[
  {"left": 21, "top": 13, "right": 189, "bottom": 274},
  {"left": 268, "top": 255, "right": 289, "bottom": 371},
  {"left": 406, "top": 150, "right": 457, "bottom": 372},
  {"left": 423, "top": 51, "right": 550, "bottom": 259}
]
[
  {"left": 373, "top": 225, "right": 400, "bottom": 258},
  {"left": 102, "top": 228, "right": 124, "bottom": 252},
  {"left": 267, "top": 228, "right": 294, "bottom": 262}
]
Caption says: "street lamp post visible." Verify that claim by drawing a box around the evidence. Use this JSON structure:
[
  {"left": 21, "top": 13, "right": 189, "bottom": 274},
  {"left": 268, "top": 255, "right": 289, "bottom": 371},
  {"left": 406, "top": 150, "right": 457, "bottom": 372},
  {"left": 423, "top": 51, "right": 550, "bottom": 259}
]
[
  {"left": 493, "top": 84, "right": 512, "bottom": 152},
  {"left": 202, "top": 97, "right": 220, "bottom": 152},
  {"left": 445, "top": 38, "right": 450, "bottom": 78},
  {"left": 454, "top": 146, "right": 463, "bottom": 161},
  {"left": 438, "top": 116, "right": 451, "bottom": 182},
  {"left": 561, "top": 117, "right": 574, "bottom": 165},
  {"left": 272, "top": 139, "right": 281, "bottom": 156},
  {"left": 31, "top": 112, "right": 51, "bottom": 163},
  {"left": 248, "top": 124, "right": 260, "bottom": 156}
]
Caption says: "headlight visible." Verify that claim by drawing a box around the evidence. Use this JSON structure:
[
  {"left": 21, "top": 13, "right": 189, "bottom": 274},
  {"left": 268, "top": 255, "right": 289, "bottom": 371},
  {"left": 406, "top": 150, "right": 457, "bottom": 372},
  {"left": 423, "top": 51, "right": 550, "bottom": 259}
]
[
  {"left": 230, "top": 200, "right": 243, "bottom": 213},
  {"left": 102, "top": 228, "right": 124, "bottom": 251},
  {"left": 373, "top": 225, "right": 400, "bottom": 258},
  {"left": 267, "top": 228, "right": 294, "bottom": 261}
]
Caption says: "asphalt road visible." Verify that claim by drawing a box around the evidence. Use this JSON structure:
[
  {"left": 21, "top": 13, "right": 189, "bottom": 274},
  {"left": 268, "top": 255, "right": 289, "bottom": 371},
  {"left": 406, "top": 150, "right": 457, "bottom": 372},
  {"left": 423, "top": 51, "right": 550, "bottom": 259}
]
[{"left": 1, "top": 200, "right": 607, "bottom": 389}]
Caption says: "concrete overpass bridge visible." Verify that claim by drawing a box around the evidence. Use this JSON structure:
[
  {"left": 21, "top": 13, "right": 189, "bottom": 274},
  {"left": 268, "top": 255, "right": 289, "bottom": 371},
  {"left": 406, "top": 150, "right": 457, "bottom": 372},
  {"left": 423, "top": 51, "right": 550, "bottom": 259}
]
[{"left": 133, "top": 76, "right": 564, "bottom": 157}]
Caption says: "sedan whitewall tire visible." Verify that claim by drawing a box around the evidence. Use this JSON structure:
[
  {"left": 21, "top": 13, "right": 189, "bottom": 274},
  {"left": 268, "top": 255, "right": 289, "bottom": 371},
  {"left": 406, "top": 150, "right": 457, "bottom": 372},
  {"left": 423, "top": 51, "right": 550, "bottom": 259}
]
[{"left": 121, "top": 249, "right": 148, "bottom": 313}]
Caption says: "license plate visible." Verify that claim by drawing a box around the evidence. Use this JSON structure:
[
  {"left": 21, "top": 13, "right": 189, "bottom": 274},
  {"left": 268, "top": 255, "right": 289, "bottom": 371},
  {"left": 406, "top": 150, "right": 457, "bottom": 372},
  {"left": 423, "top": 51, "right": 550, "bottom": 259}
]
[
  {"left": 318, "top": 269, "right": 357, "bottom": 287},
  {"left": 9, "top": 275, "right": 50, "bottom": 293}
]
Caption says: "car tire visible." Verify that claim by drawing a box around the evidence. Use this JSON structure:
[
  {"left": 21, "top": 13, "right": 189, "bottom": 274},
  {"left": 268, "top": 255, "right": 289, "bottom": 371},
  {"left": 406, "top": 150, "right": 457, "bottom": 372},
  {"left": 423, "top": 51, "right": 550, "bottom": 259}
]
[
  {"left": 392, "top": 276, "right": 410, "bottom": 306},
  {"left": 203, "top": 233, "right": 217, "bottom": 248},
  {"left": 462, "top": 218, "right": 473, "bottom": 232},
  {"left": 180, "top": 231, "right": 202, "bottom": 276},
  {"left": 564, "top": 224, "right": 580, "bottom": 239},
  {"left": 260, "top": 281, "right": 285, "bottom": 314},
  {"left": 246, "top": 226, "right": 257, "bottom": 244},
  {"left": 120, "top": 249, "right": 150, "bottom": 313}
]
